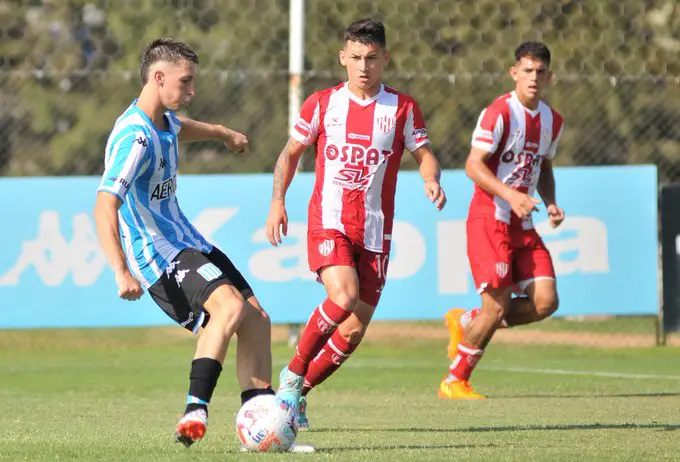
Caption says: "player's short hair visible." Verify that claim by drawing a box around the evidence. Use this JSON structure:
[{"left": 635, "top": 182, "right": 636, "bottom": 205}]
[
  {"left": 140, "top": 38, "right": 199, "bottom": 85},
  {"left": 344, "top": 18, "right": 387, "bottom": 49},
  {"left": 515, "top": 41, "right": 551, "bottom": 67}
]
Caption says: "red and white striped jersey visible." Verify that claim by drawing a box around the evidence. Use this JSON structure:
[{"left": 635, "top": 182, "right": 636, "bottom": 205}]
[
  {"left": 292, "top": 82, "right": 429, "bottom": 252},
  {"left": 469, "top": 91, "right": 564, "bottom": 229}
]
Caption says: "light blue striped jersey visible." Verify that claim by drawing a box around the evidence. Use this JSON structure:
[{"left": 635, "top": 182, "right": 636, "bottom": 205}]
[{"left": 97, "top": 100, "right": 212, "bottom": 288}]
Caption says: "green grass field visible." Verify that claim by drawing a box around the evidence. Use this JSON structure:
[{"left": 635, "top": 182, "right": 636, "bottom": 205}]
[{"left": 1, "top": 326, "right": 678, "bottom": 461}]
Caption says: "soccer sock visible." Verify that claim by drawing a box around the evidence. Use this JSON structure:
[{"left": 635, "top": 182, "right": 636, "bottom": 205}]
[
  {"left": 462, "top": 308, "right": 507, "bottom": 329},
  {"left": 240, "top": 386, "right": 275, "bottom": 405},
  {"left": 185, "top": 358, "right": 223, "bottom": 415},
  {"left": 288, "top": 299, "right": 352, "bottom": 376},
  {"left": 302, "top": 329, "right": 359, "bottom": 394},
  {"left": 446, "top": 343, "right": 484, "bottom": 382}
]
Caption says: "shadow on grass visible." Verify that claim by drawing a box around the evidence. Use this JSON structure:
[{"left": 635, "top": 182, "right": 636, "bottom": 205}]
[
  {"left": 315, "top": 442, "right": 500, "bottom": 453},
  {"left": 497, "top": 392, "right": 680, "bottom": 399},
  {"left": 310, "top": 422, "right": 680, "bottom": 434}
]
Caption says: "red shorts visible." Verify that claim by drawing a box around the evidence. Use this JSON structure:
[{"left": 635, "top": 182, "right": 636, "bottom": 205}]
[
  {"left": 307, "top": 229, "right": 389, "bottom": 306},
  {"left": 467, "top": 217, "right": 555, "bottom": 294}
]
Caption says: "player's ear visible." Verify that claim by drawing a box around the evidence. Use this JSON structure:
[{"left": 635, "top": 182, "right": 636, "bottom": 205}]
[
  {"left": 509, "top": 64, "right": 518, "bottom": 82},
  {"left": 383, "top": 48, "right": 391, "bottom": 65},
  {"left": 547, "top": 69, "right": 555, "bottom": 84},
  {"left": 154, "top": 69, "right": 165, "bottom": 87},
  {"left": 339, "top": 48, "right": 346, "bottom": 66}
]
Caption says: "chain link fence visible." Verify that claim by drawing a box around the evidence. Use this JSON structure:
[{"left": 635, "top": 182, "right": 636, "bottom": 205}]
[
  {"left": 3, "top": 0, "right": 680, "bottom": 179},
  {"left": 1, "top": 0, "right": 673, "bottom": 344}
]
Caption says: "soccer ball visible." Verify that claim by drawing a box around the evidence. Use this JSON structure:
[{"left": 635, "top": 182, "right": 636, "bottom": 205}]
[{"left": 235, "top": 394, "right": 297, "bottom": 452}]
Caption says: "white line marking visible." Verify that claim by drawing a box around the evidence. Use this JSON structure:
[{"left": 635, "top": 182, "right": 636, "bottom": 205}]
[{"left": 482, "top": 366, "right": 680, "bottom": 381}]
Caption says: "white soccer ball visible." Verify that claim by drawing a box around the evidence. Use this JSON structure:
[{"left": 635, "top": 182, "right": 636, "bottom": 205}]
[{"left": 235, "top": 394, "right": 297, "bottom": 452}]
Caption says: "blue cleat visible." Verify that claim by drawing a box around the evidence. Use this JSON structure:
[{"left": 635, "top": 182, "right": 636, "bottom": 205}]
[{"left": 276, "top": 366, "right": 304, "bottom": 414}]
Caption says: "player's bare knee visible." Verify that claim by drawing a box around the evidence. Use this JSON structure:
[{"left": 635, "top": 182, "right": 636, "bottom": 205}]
[
  {"left": 210, "top": 298, "right": 247, "bottom": 332},
  {"left": 330, "top": 289, "right": 359, "bottom": 312},
  {"left": 254, "top": 309, "right": 271, "bottom": 333}
]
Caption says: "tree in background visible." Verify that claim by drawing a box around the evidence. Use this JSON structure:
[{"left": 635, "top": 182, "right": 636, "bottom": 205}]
[{"left": 1, "top": 0, "right": 680, "bottom": 180}]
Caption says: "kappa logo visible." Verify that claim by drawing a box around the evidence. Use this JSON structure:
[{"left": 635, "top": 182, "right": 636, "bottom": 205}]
[
  {"left": 158, "top": 157, "right": 166, "bottom": 170},
  {"left": 134, "top": 136, "right": 148, "bottom": 147},
  {"left": 318, "top": 239, "right": 335, "bottom": 257},
  {"left": 165, "top": 259, "right": 180, "bottom": 276},
  {"left": 180, "top": 311, "right": 194, "bottom": 328},
  {"left": 496, "top": 262, "right": 509, "bottom": 279},
  {"left": 175, "top": 269, "right": 189, "bottom": 286}
]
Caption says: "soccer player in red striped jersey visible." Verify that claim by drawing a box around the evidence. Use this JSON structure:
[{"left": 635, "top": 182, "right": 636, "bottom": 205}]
[
  {"left": 265, "top": 18, "right": 446, "bottom": 427},
  {"left": 439, "top": 42, "right": 565, "bottom": 399}
]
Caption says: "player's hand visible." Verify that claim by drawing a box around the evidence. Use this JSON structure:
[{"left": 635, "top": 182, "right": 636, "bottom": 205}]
[
  {"left": 114, "top": 270, "right": 143, "bottom": 301},
  {"left": 265, "top": 200, "right": 288, "bottom": 246},
  {"left": 224, "top": 128, "right": 249, "bottom": 153},
  {"left": 507, "top": 189, "right": 540, "bottom": 219},
  {"left": 547, "top": 204, "right": 565, "bottom": 228},
  {"left": 424, "top": 180, "right": 447, "bottom": 211}
]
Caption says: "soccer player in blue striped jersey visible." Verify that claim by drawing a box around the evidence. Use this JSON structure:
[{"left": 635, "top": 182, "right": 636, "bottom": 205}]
[{"left": 94, "top": 38, "right": 274, "bottom": 447}]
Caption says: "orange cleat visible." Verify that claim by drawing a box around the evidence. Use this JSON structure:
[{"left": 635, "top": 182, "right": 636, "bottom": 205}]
[
  {"left": 175, "top": 409, "right": 207, "bottom": 447},
  {"left": 444, "top": 308, "right": 466, "bottom": 360},
  {"left": 438, "top": 377, "right": 486, "bottom": 400}
]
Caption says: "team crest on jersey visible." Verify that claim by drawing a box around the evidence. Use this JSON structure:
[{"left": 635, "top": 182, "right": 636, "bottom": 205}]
[
  {"left": 318, "top": 239, "right": 335, "bottom": 257},
  {"left": 377, "top": 115, "right": 395, "bottom": 133},
  {"left": 197, "top": 263, "right": 222, "bottom": 282},
  {"left": 496, "top": 262, "right": 509, "bottom": 279}
]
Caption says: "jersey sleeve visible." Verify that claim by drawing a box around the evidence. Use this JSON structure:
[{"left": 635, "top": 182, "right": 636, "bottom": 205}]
[
  {"left": 471, "top": 106, "right": 505, "bottom": 153},
  {"left": 97, "top": 129, "right": 151, "bottom": 202},
  {"left": 546, "top": 121, "right": 564, "bottom": 160},
  {"left": 403, "top": 99, "right": 430, "bottom": 152},
  {"left": 291, "top": 92, "right": 321, "bottom": 145}
]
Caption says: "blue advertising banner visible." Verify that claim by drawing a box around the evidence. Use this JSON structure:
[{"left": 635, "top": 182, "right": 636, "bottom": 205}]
[{"left": 0, "top": 166, "right": 658, "bottom": 328}]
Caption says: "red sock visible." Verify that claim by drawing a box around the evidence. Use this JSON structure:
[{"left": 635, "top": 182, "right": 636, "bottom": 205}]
[
  {"left": 288, "top": 299, "right": 351, "bottom": 376},
  {"left": 448, "top": 343, "right": 484, "bottom": 381},
  {"left": 303, "top": 329, "right": 359, "bottom": 391}
]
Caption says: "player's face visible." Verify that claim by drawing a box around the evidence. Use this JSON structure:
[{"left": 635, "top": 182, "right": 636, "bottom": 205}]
[
  {"left": 340, "top": 40, "right": 389, "bottom": 94},
  {"left": 510, "top": 56, "right": 551, "bottom": 107},
  {"left": 157, "top": 60, "right": 196, "bottom": 111}
]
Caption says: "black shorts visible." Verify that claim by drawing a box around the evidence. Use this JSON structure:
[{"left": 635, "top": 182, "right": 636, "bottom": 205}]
[{"left": 148, "top": 247, "right": 254, "bottom": 333}]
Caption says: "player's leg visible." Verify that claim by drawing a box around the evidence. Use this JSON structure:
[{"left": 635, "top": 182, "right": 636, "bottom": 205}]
[
  {"left": 205, "top": 247, "right": 274, "bottom": 403},
  {"left": 298, "top": 249, "right": 386, "bottom": 429},
  {"left": 236, "top": 295, "right": 274, "bottom": 397},
  {"left": 296, "top": 300, "right": 375, "bottom": 430},
  {"left": 302, "top": 300, "right": 374, "bottom": 393},
  {"left": 277, "top": 230, "right": 358, "bottom": 410},
  {"left": 439, "top": 287, "right": 512, "bottom": 399},
  {"left": 439, "top": 217, "right": 514, "bottom": 399},
  {"left": 154, "top": 248, "right": 271, "bottom": 447},
  {"left": 503, "top": 232, "right": 558, "bottom": 326}
]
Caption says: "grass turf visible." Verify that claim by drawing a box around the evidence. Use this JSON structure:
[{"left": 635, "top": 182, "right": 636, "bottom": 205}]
[{"left": 0, "top": 326, "right": 678, "bottom": 461}]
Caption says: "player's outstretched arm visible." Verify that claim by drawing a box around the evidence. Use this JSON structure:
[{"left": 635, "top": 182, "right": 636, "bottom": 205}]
[
  {"left": 466, "top": 147, "right": 539, "bottom": 219},
  {"left": 410, "top": 144, "right": 446, "bottom": 210},
  {"left": 93, "top": 192, "right": 143, "bottom": 301},
  {"left": 265, "top": 138, "right": 307, "bottom": 246},
  {"left": 537, "top": 158, "right": 565, "bottom": 228},
  {"left": 176, "top": 116, "right": 248, "bottom": 153}
]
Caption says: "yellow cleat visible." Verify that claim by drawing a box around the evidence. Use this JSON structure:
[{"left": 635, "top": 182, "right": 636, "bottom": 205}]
[
  {"left": 438, "top": 378, "right": 486, "bottom": 400},
  {"left": 444, "top": 308, "right": 466, "bottom": 360}
]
